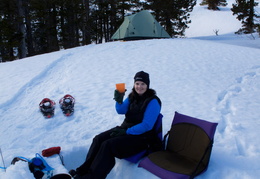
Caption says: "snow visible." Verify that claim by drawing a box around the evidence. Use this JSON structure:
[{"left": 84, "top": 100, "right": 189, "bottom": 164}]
[
  {"left": 1, "top": 1, "right": 260, "bottom": 179},
  {"left": 186, "top": 4, "right": 242, "bottom": 38}
]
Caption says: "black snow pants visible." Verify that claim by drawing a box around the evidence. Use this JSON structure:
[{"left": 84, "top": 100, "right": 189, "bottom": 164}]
[{"left": 76, "top": 127, "right": 150, "bottom": 179}]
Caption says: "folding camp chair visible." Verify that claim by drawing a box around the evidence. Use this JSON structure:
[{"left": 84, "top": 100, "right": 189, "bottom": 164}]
[
  {"left": 124, "top": 113, "right": 163, "bottom": 163},
  {"left": 139, "top": 112, "right": 218, "bottom": 179}
]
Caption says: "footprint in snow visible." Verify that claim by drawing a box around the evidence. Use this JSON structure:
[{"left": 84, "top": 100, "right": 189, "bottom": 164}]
[{"left": 215, "top": 66, "right": 258, "bottom": 135}]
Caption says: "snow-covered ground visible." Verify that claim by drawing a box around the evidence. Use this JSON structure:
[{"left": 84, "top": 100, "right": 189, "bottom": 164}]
[
  {"left": 0, "top": 1, "right": 259, "bottom": 178},
  {"left": 186, "top": 2, "right": 242, "bottom": 38}
]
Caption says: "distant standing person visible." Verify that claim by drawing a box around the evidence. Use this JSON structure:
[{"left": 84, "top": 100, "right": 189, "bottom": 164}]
[{"left": 70, "top": 71, "right": 162, "bottom": 179}]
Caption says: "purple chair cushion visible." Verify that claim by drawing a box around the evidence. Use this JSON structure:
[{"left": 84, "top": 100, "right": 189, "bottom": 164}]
[{"left": 139, "top": 157, "right": 190, "bottom": 179}]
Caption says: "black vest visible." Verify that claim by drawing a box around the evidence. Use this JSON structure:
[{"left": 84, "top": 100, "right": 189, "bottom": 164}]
[{"left": 120, "top": 89, "right": 161, "bottom": 129}]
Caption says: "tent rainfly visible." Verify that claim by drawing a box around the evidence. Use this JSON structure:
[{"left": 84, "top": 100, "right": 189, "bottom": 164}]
[{"left": 111, "top": 10, "right": 171, "bottom": 40}]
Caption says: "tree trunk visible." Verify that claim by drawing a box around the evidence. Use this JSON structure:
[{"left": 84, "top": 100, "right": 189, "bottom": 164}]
[
  {"left": 46, "top": 0, "right": 59, "bottom": 52},
  {"left": 24, "top": 0, "right": 35, "bottom": 56},
  {"left": 17, "top": 0, "right": 27, "bottom": 59},
  {"left": 248, "top": 0, "right": 254, "bottom": 33}
]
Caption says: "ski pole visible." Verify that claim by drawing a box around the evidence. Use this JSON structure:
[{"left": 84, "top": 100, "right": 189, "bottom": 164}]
[{"left": 0, "top": 148, "right": 6, "bottom": 172}]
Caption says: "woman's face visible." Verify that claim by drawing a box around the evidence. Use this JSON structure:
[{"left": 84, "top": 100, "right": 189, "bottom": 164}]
[{"left": 134, "top": 81, "right": 148, "bottom": 95}]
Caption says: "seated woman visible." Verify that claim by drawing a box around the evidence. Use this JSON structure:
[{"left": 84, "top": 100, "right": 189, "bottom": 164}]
[{"left": 70, "top": 71, "right": 161, "bottom": 179}]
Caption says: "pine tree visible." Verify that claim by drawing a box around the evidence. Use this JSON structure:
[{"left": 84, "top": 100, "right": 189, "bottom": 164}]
[
  {"left": 145, "top": 0, "right": 196, "bottom": 37},
  {"left": 28, "top": 0, "right": 61, "bottom": 54},
  {"left": 200, "top": 0, "right": 227, "bottom": 10},
  {"left": 92, "top": 0, "right": 139, "bottom": 43},
  {"left": 231, "top": 0, "right": 259, "bottom": 34},
  {"left": 79, "top": 0, "right": 92, "bottom": 45},
  {"left": 0, "top": 0, "right": 21, "bottom": 61}
]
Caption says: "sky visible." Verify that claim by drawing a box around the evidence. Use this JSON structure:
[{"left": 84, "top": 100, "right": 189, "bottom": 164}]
[{"left": 0, "top": 1, "right": 260, "bottom": 179}]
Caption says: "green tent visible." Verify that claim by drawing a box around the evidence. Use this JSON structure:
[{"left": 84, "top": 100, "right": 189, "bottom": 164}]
[{"left": 111, "top": 10, "right": 171, "bottom": 40}]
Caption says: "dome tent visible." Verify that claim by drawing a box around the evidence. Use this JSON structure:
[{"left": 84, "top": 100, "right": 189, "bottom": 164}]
[{"left": 111, "top": 10, "right": 171, "bottom": 41}]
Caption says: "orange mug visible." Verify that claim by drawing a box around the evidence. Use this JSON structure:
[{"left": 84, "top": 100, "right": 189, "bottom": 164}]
[{"left": 116, "top": 83, "right": 126, "bottom": 93}]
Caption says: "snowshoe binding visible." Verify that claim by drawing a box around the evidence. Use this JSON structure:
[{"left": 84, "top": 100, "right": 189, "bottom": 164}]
[
  {"left": 59, "top": 94, "right": 75, "bottom": 117},
  {"left": 39, "top": 98, "right": 56, "bottom": 118},
  {"left": 11, "top": 157, "right": 28, "bottom": 165}
]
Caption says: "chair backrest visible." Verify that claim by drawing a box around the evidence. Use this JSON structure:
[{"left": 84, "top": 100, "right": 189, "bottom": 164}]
[
  {"left": 166, "top": 112, "right": 218, "bottom": 175},
  {"left": 171, "top": 112, "right": 217, "bottom": 140},
  {"left": 167, "top": 123, "right": 210, "bottom": 163},
  {"left": 149, "top": 113, "right": 163, "bottom": 152},
  {"left": 153, "top": 113, "right": 163, "bottom": 141}
]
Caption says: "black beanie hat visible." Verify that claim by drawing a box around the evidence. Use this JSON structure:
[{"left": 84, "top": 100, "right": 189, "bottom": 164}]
[{"left": 134, "top": 71, "right": 150, "bottom": 88}]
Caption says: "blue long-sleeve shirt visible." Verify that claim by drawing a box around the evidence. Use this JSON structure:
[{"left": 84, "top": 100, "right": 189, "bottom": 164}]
[{"left": 115, "top": 98, "right": 161, "bottom": 135}]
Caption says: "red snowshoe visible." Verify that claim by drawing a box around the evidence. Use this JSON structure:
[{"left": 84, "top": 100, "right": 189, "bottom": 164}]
[
  {"left": 59, "top": 94, "right": 75, "bottom": 116},
  {"left": 39, "top": 98, "right": 56, "bottom": 118}
]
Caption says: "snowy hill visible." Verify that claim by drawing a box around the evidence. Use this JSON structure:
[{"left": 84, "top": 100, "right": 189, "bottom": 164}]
[
  {"left": 186, "top": 1, "right": 242, "bottom": 37},
  {"left": 1, "top": 1, "right": 260, "bottom": 179}
]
